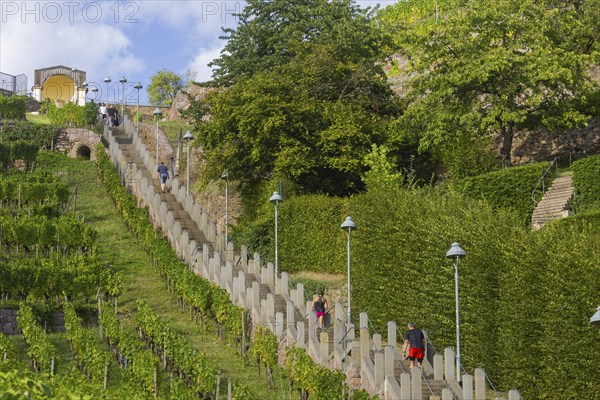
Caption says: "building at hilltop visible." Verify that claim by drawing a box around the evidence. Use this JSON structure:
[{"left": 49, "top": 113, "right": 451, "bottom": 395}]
[
  {"left": 0, "top": 71, "right": 27, "bottom": 96},
  {"left": 31, "top": 65, "right": 87, "bottom": 107}
]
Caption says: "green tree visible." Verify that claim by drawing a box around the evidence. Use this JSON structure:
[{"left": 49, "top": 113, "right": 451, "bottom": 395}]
[
  {"left": 147, "top": 69, "right": 184, "bottom": 106},
  {"left": 187, "top": 0, "right": 401, "bottom": 194},
  {"left": 381, "top": 0, "right": 600, "bottom": 165}
]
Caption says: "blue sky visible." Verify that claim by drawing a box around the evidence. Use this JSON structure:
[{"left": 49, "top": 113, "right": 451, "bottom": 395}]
[{"left": 1, "top": 0, "right": 393, "bottom": 105}]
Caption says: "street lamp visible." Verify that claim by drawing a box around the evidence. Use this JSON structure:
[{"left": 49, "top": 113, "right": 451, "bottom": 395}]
[
  {"left": 591, "top": 306, "right": 600, "bottom": 327},
  {"left": 103, "top": 76, "right": 111, "bottom": 106},
  {"left": 91, "top": 86, "right": 98, "bottom": 100},
  {"left": 340, "top": 216, "right": 357, "bottom": 323},
  {"left": 446, "top": 242, "right": 467, "bottom": 383},
  {"left": 221, "top": 171, "right": 229, "bottom": 245},
  {"left": 183, "top": 131, "right": 194, "bottom": 196},
  {"left": 153, "top": 108, "right": 162, "bottom": 164},
  {"left": 119, "top": 76, "right": 127, "bottom": 116},
  {"left": 269, "top": 191, "right": 283, "bottom": 276},
  {"left": 134, "top": 82, "right": 143, "bottom": 136}
]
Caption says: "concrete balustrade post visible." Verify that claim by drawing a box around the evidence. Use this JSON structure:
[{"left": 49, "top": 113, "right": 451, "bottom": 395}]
[
  {"left": 359, "top": 313, "right": 370, "bottom": 361},
  {"left": 384, "top": 346, "right": 395, "bottom": 380},
  {"left": 266, "top": 293, "right": 275, "bottom": 324},
  {"left": 508, "top": 389, "right": 521, "bottom": 400},
  {"left": 209, "top": 221, "right": 217, "bottom": 243},
  {"left": 213, "top": 252, "right": 222, "bottom": 282},
  {"left": 296, "top": 320, "right": 305, "bottom": 348},
  {"left": 319, "top": 331, "right": 329, "bottom": 365},
  {"left": 445, "top": 348, "right": 456, "bottom": 381},
  {"left": 307, "top": 300, "right": 316, "bottom": 339},
  {"left": 387, "top": 321, "right": 397, "bottom": 349},
  {"left": 400, "top": 372, "right": 411, "bottom": 399},
  {"left": 373, "top": 333, "right": 382, "bottom": 351},
  {"left": 275, "top": 312, "right": 284, "bottom": 338},
  {"left": 280, "top": 272, "right": 289, "bottom": 299},
  {"left": 232, "top": 276, "right": 240, "bottom": 304},
  {"left": 463, "top": 373, "right": 473, "bottom": 400},
  {"left": 241, "top": 246, "right": 248, "bottom": 269},
  {"left": 252, "top": 282, "right": 260, "bottom": 310},
  {"left": 296, "top": 283, "right": 305, "bottom": 315},
  {"left": 442, "top": 388, "right": 454, "bottom": 400},
  {"left": 265, "top": 263, "right": 274, "bottom": 287},
  {"left": 434, "top": 354, "right": 444, "bottom": 380},
  {"left": 226, "top": 241, "right": 235, "bottom": 262},
  {"left": 411, "top": 367, "right": 423, "bottom": 400},
  {"left": 475, "top": 368, "right": 486, "bottom": 400},
  {"left": 374, "top": 351, "right": 384, "bottom": 391},
  {"left": 286, "top": 300, "right": 295, "bottom": 328}
]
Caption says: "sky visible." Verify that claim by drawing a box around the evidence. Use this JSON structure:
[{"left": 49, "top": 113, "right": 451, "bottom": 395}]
[{"left": 0, "top": 0, "right": 393, "bottom": 105}]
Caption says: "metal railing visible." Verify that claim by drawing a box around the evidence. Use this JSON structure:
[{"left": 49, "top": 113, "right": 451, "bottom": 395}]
[{"left": 531, "top": 157, "right": 558, "bottom": 206}]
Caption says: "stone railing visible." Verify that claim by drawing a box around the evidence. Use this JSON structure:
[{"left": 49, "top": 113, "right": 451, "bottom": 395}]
[{"left": 101, "top": 118, "right": 522, "bottom": 400}]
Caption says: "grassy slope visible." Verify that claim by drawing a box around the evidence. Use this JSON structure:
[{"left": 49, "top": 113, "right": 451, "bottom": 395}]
[{"left": 36, "top": 151, "right": 284, "bottom": 399}]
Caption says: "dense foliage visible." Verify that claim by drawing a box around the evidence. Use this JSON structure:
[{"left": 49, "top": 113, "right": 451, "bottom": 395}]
[
  {"left": 0, "top": 95, "right": 27, "bottom": 120},
  {"left": 449, "top": 161, "right": 550, "bottom": 225},
  {"left": 572, "top": 155, "right": 600, "bottom": 212},
  {"left": 379, "top": 0, "right": 600, "bottom": 165},
  {"left": 42, "top": 100, "right": 98, "bottom": 128},
  {"left": 146, "top": 70, "right": 184, "bottom": 107},
  {"left": 187, "top": 0, "right": 400, "bottom": 194}
]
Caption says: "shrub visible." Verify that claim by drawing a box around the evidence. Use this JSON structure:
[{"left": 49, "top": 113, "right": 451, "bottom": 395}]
[
  {"left": 572, "top": 154, "right": 600, "bottom": 212},
  {"left": 0, "top": 95, "right": 27, "bottom": 120}
]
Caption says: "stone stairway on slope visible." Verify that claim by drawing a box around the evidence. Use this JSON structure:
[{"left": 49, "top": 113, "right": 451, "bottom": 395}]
[
  {"left": 109, "top": 124, "right": 461, "bottom": 399},
  {"left": 110, "top": 125, "right": 320, "bottom": 344},
  {"left": 531, "top": 175, "right": 574, "bottom": 230}
]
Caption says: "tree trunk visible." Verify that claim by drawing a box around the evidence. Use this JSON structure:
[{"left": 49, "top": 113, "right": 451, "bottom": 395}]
[{"left": 500, "top": 122, "right": 514, "bottom": 166}]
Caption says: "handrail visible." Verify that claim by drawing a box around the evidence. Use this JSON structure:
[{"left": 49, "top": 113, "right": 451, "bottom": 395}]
[{"left": 531, "top": 157, "right": 558, "bottom": 206}]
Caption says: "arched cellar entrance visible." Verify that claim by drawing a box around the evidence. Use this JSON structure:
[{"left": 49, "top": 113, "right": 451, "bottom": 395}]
[{"left": 76, "top": 145, "right": 91, "bottom": 160}]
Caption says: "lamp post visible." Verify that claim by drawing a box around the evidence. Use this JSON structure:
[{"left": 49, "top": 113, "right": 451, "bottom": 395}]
[
  {"left": 81, "top": 81, "right": 88, "bottom": 105},
  {"left": 591, "top": 306, "right": 600, "bottom": 327},
  {"left": 119, "top": 76, "right": 127, "bottom": 116},
  {"left": 340, "top": 216, "right": 357, "bottom": 324},
  {"left": 221, "top": 171, "right": 229, "bottom": 245},
  {"left": 269, "top": 191, "right": 283, "bottom": 276},
  {"left": 183, "top": 131, "right": 194, "bottom": 196},
  {"left": 153, "top": 108, "right": 162, "bottom": 164},
  {"left": 104, "top": 76, "right": 111, "bottom": 106},
  {"left": 91, "top": 86, "right": 98, "bottom": 101},
  {"left": 446, "top": 242, "right": 467, "bottom": 383},
  {"left": 134, "top": 82, "right": 143, "bottom": 136}
]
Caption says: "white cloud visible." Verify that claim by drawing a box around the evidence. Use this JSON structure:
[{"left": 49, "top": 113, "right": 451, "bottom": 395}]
[{"left": 186, "top": 46, "right": 223, "bottom": 83}]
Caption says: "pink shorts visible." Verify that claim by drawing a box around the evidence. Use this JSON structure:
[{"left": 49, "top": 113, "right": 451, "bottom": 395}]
[{"left": 315, "top": 311, "right": 325, "bottom": 318}]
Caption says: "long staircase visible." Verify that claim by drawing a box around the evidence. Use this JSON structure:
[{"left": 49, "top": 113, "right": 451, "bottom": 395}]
[
  {"left": 531, "top": 175, "right": 574, "bottom": 230},
  {"left": 110, "top": 124, "right": 313, "bottom": 343},
  {"left": 105, "top": 120, "right": 522, "bottom": 400}
]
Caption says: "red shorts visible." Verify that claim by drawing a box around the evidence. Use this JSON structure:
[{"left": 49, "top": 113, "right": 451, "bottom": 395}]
[
  {"left": 408, "top": 348, "right": 424, "bottom": 361},
  {"left": 315, "top": 311, "right": 325, "bottom": 318}
]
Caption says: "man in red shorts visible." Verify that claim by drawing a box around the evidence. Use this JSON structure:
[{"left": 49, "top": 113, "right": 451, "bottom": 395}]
[{"left": 402, "top": 322, "right": 427, "bottom": 369}]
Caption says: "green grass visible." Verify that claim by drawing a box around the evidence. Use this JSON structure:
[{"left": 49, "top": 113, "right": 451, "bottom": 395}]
[
  {"left": 158, "top": 120, "right": 192, "bottom": 149},
  {"left": 35, "top": 151, "right": 284, "bottom": 399},
  {"left": 26, "top": 113, "right": 51, "bottom": 125}
]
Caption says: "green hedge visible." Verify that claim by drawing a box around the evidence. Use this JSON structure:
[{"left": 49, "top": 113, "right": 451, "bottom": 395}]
[
  {"left": 572, "top": 155, "right": 600, "bottom": 212},
  {"left": 234, "top": 180, "right": 600, "bottom": 399},
  {"left": 0, "top": 95, "right": 27, "bottom": 120},
  {"left": 449, "top": 161, "right": 551, "bottom": 225}
]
